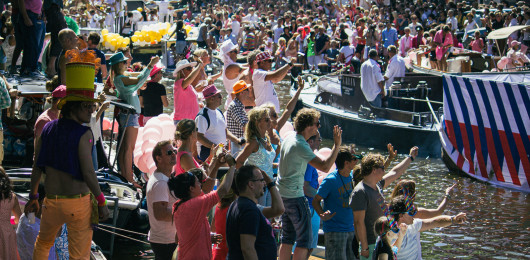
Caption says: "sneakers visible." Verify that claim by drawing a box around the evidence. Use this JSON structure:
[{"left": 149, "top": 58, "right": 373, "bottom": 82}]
[
  {"left": 21, "top": 70, "right": 46, "bottom": 80},
  {"left": 7, "top": 66, "right": 18, "bottom": 75}
]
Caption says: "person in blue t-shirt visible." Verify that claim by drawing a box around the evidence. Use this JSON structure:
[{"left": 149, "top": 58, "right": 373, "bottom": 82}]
[
  {"left": 87, "top": 32, "right": 107, "bottom": 83},
  {"left": 303, "top": 131, "right": 322, "bottom": 253},
  {"left": 313, "top": 146, "right": 359, "bottom": 260}
]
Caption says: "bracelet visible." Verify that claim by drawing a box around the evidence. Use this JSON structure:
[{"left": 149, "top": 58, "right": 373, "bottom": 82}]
[
  {"left": 362, "top": 248, "right": 369, "bottom": 252},
  {"left": 267, "top": 182, "right": 276, "bottom": 190},
  {"left": 408, "top": 155, "right": 414, "bottom": 161},
  {"left": 95, "top": 192, "right": 106, "bottom": 207},
  {"left": 29, "top": 193, "right": 39, "bottom": 200},
  {"left": 444, "top": 194, "right": 451, "bottom": 199}
]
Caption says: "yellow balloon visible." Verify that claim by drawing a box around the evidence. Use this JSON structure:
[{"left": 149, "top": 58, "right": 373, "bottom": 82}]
[
  {"left": 102, "top": 34, "right": 108, "bottom": 42},
  {"left": 185, "top": 26, "right": 191, "bottom": 34},
  {"left": 122, "top": 40, "right": 128, "bottom": 47},
  {"left": 110, "top": 38, "right": 117, "bottom": 47},
  {"left": 101, "top": 29, "right": 109, "bottom": 35},
  {"left": 134, "top": 31, "right": 141, "bottom": 36},
  {"left": 124, "top": 38, "right": 131, "bottom": 44}
]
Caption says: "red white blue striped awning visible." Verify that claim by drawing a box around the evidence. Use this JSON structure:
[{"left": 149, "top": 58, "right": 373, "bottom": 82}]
[{"left": 440, "top": 75, "right": 530, "bottom": 192}]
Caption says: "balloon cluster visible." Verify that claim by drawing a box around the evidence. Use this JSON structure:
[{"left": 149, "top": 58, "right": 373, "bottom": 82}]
[
  {"left": 131, "top": 22, "right": 172, "bottom": 46},
  {"left": 133, "top": 114, "right": 176, "bottom": 176},
  {"left": 101, "top": 29, "right": 130, "bottom": 51}
]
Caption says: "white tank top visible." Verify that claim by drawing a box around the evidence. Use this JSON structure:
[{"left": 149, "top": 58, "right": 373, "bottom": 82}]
[{"left": 222, "top": 61, "right": 241, "bottom": 109}]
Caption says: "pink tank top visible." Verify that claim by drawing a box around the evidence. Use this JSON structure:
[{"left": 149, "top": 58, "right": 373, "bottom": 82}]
[
  {"left": 174, "top": 151, "right": 200, "bottom": 175},
  {"left": 173, "top": 79, "right": 200, "bottom": 121}
]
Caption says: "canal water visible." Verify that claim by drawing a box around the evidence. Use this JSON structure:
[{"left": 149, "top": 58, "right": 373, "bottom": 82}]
[{"left": 112, "top": 78, "right": 530, "bottom": 259}]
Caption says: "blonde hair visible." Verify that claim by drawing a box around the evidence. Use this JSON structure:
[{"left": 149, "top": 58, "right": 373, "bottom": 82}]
[{"left": 245, "top": 106, "right": 270, "bottom": 142}]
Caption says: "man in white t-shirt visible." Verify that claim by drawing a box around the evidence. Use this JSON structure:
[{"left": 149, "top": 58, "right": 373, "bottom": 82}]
[
  {"left": 146, "top": 141, "right": 178, "bottom": 259},
  {"left": 252, "top": 51, "right": 296, "bottom": 112},
  {"left": 360, "top": 49, "right": 385, "bottom": 107},
  {"left": 389, "top": 195, "right": 467, "bottom": 260},
  {"left": 196, "top": 85, "right": 242, "bottom": 161},
  {"left": 384, "top": 45, "right": 406, "bottom": 91},
  {"left": 243, "top": 7, "right": 259, "bottom": 27}
]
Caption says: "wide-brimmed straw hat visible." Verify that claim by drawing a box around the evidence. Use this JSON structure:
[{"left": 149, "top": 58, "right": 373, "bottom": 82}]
[{"left": 173, "top": 60, "right": 197, "bottom": 76}]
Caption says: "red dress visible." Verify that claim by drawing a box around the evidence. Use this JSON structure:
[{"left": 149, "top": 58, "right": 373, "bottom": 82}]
[{"left": 212, "top": 205, "right": 229, "bottom": 260}]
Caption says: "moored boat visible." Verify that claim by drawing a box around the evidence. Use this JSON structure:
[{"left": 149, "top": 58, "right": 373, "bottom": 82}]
[{"left": 291, "top": 72, "right": 444, "bottom": 158}]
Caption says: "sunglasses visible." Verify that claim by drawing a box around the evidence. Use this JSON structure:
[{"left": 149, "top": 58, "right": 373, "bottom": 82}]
[
  {"left": 270, "top": 112, "right": 278, "bottom": 118},
  {"left": 314, "top": 121, "right": 321, "bottom": 127},
  {"left": 230, "top": 50, "right": 238, "bottom": 54},
  {"left": 166, "top": 149, "right": 177, "bottom": 155},
  {"left": 376, "top": 165, "right": 385, "bottom": 171},
  {"left": 263, "top": 117, "right": 271, "bottom": 123},
  {"left": 184, "top": 67, "right": 193, "bottom": 71}
]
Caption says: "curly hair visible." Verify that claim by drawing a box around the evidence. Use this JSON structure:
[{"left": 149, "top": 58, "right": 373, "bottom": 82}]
[
  {"left": 0, "top": 166, "right": 13, "bottom": 201},
  {"left": 45, "top": 75, "right": 60, "bottom": 92},
  {"left": 245, "top": 106, "right": 270, "bottom": 142},
  {"left": 175, "top": 119, "right": 196, "bottom": 141},
  {"left": 360, "top": 153, "right": 385, "bottom": 178},
  {"left": 293, "top": 108, "right": 320, "bottom": 133},
  {"left": 390, "top": 179, "right": 416, "bottom": 200}
]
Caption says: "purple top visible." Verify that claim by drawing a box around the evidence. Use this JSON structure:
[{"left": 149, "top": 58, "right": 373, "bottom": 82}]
[{"left": 36, "top": 118, "right": 91, "bottom": 180}]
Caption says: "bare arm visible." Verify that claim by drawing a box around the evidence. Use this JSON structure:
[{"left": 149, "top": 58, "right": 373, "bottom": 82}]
[
  {"left": 382, "top": 146, "right": 418, "bottom": 189},
  {"left": 235, "top": 139, "right": 259, "bottom": 168},
  {"left": 261, "top": 170, "right": 285, "bottom": 219},
  {"left": 161, "top": 95, "right": 169, "bottom": 107},
  {"left": 419, "top": 213, "right": 467, "bottom": 232},
  {"left": 225, "top": 129, "right": 240, "bottom": 143},
  {"left": 197, "top": 132, "right": 215, "bottom": 148},
  {"left": 26, "top": 138, "right": 43, "bottom": 214},
  {"left": 313, "top": 194, "right": 336, "bottom": 221},
  {"left": 215, "top": 158, "right": 236, "bottom": 199},
  {"left": 12, "top": 196, "right": 22, "bottom": 225},
  {"left": 79, "top": 130, "right": 103, "bottom": 196},
  {"left": 264, "top": 57, "right": 296, "bottom": 83},
  {"left": 152, "top": 201, "right": 172, "bottom": 221},
  {"left": 101, "top": 64, "right": 108, "bottom": 79},
  {"left": 416, "top": 184, "right": 455, "bottom": 219},
  {"left": 240, "top": 234, "right": 258, "bottom": 260},
  {"left": 354, "top": 210, "right": 369, "bottom": 257},
  {"left": 276, "top": 77, "right": 304, "bottom": 131},
  {"left": 182, "top": 62, "right": 205, "bottom": 90},
  {"left": 309, "top": 125, "right": 342, "bottom": 172}
]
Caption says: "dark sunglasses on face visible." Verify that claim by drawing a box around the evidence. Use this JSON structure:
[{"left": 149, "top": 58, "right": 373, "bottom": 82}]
[
  {"left": 314, "top": 121, "right": 321, "bottom": 127},
  {"left": 166, "top": 149, "right": 177, "bottom": 155}
]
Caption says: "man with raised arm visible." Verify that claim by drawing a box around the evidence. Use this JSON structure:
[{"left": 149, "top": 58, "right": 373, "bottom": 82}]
[
  {"left": 277, "top": 108, "right": 342, "bottom": 260},
  {"left": 350, "top": 146, "right": 419, "bottom": 260}
]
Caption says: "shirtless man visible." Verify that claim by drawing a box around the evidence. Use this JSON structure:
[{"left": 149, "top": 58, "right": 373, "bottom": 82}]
[{"left": 26, "top": 96, "right": 110, "bottom": 258}]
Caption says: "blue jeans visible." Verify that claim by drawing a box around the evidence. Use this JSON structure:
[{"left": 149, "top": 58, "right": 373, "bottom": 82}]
[
  {"left": 369, "top": 94, "right": 382, "bottom": 108},
  {"left": 19, "top": 11, "right": 45, "bottom": 72}
]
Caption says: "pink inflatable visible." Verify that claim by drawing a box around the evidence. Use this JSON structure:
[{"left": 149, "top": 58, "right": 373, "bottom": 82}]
[{"left": 279, "top": 122, "right": 295, "bottom": 139}]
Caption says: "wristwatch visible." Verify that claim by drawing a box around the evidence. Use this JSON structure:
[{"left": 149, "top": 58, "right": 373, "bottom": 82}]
[
  {"left": 267, "top": 182, "right": 276, "bottom": 190},
  {"left": 408, "top": 154, "right": 414, "bottom": 161}
]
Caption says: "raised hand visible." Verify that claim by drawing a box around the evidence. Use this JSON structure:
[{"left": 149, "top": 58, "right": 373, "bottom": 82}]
[
  {"left": 409, "top": 146, "right": 419, "bottom": 160},
  {"left": 387, "top": 143, "right": 397, "bottom": 160},
  {"left": 453, "top": 213, "right": 467, "bottom": 224},
  {"left": 333, "top": 125, "right": 342, "bottom": 146}
]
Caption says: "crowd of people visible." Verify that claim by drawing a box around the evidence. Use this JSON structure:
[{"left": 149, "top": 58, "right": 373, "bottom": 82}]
[{"left": 7, "top": 0, "right": 530, "bottom": 259}]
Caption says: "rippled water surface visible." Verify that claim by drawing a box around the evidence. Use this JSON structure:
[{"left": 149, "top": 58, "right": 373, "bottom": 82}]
[{"left": 111, "top": 78, "right": 530, "bottom": 259}]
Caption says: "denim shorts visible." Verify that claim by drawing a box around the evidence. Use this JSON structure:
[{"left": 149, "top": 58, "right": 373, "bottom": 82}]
[
  {"left": 118, "top": 113, "right": 140, "bottom": 128},
  {"left": 280, "top": 197, "right": 312, "bottom": 248}
]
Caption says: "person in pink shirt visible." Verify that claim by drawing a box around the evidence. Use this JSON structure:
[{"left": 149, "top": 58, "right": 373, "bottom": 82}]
[
  {"left": 34, "top": 85, "right": 65, "bottom": 144},
  {"left": 168, "top": 153, "right": 236, "bottom": 260},
  {"left": 434, "top": 25, "right": 453, "bottom": 71},
  {"left": 174, "top": 119, "right": 201, "bottom": 175},
  {"left": 470, "top": 31, "right": 484, "bottom": 53},
  {"left": 173, "top": 59, "right": 205, "bottom": 125}
]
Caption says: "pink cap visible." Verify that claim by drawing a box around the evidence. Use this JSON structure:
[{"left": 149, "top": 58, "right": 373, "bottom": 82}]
[
  {"left": 52, "top": 85, "right": 67, "bottom": 98},
  {"left": 149, "top": 65, "right": 163, "bottom": 78}
]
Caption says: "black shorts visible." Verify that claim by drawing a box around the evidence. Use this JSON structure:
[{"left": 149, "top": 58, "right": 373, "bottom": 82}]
[{"left": 429, "top": 50, "right": 437, "bottom": 61}]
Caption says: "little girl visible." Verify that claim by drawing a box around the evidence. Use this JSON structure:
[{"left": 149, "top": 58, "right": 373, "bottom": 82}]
[
  {"left": 0, "top": 166, "right": 22, "bottom": 260},
  {"left": 373, "top": 216, "right": 407, "bottom": 260}
]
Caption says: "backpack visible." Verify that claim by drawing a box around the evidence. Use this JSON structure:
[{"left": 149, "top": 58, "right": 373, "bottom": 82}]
[{"left": 195, "top": 107, "right": 224, "bottom": 130}]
